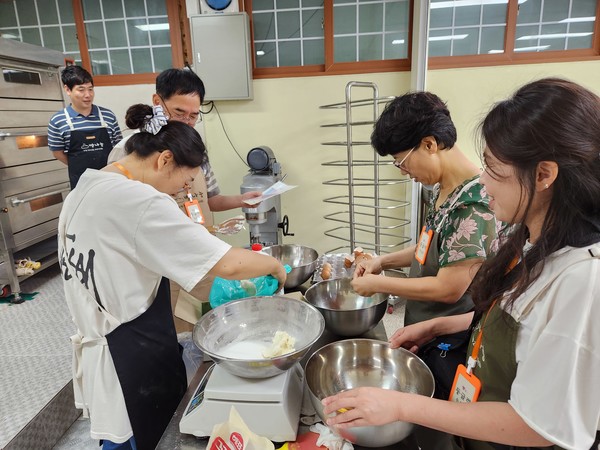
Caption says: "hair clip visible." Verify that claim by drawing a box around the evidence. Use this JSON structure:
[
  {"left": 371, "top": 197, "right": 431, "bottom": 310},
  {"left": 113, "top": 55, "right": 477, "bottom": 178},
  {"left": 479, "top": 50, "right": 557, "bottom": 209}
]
[{"left": 143, "top": 104, "right": 168, "bottom": 135}]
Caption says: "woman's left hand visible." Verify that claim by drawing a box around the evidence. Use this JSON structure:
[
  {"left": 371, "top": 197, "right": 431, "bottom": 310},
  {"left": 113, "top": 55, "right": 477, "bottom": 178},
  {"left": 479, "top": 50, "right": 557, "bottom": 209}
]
[
  {"left": 322, "top": 387, "right": 402, "bottom": 429},
  {"left": 351, "top": 274, "right": 380, "bottom": 297}
]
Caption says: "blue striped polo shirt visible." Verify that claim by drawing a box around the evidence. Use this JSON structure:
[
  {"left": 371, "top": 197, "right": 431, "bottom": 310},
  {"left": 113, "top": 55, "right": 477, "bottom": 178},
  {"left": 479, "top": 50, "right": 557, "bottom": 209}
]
[{"left": 47, "top": 105, "right": 123, "bottom": 153}]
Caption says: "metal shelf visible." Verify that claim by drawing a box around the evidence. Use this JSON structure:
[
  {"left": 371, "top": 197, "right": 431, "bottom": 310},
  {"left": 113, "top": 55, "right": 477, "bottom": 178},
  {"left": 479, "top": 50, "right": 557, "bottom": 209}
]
[
  {"left": 324, "top": 226, "right": 411, "bottom": 250},
  {"left": 321, "top": 141, "right": 371, "bottom": 146},
  {"left": 319, "top": 96, "right": 396, "bottom": 109},
  {"left": 324, "top": 195, "right": 410, "bottom": 210},
  {"left": 321, "top": 120, "right": 375, "bottom": 128},
  {"left": 322, "top": 159, "right": 390, "bottom": 167},
  {"left": 323, "top": 177, "right": 408, "bottom": 187},
  {"left": 324, "top": 211, "right": 411, "bottom": 230},
  {"left": 320, "top": 82, "right": 413, "bottom": 254}
]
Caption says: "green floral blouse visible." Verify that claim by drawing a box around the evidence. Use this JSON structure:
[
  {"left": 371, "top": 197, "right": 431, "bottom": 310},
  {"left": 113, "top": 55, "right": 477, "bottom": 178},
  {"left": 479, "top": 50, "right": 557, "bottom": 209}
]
[{"left": 424, "top": 175, "right": 499, "bottom": 268}]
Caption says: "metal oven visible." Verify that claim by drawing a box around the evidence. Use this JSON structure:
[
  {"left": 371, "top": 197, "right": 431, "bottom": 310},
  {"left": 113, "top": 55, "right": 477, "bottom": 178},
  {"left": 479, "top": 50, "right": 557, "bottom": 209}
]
[{"left": 0, "top": 37, "right": 69, "bottom": 302}]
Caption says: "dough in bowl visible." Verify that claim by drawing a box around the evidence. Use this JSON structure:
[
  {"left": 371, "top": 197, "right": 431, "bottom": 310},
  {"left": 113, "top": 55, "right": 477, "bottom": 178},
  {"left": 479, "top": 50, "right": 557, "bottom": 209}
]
[{"left": 262, "top": 331, "right": 296, "bottom": 358}]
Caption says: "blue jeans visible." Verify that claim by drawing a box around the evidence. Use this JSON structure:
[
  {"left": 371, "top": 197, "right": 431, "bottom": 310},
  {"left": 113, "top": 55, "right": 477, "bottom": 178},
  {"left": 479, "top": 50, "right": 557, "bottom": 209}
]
[{"left": 101, "top": 437, "right": 137, "bottom": 450}]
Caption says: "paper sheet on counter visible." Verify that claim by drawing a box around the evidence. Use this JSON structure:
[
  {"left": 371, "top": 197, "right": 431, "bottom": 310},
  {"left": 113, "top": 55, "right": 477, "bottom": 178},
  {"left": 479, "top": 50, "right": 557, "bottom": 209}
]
[{"left": 243, "top": 181, "right": 297, "bottom": 206}]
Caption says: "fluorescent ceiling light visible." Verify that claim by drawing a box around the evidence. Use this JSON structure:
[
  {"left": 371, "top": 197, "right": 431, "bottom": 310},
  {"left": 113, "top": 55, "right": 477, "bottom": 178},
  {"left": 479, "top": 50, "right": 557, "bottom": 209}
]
[
  {"left": 429, "top": 34, "right": 468, "bottom": 41},
  {"left": 1, "top": 33, "right": 19, "bottom": 39},
  {"left": 135, "top": 23, "right": 169, "bottom": 31},
  {"left": 559, "top": 16, "right": 595, "bottom": 23},
  {"left": 489, "top": 44, "right": 552, "bottom": 53},
  {"left": 517, "top": 32, "right": 592, "bottom": 40},
  {"left": 256, "top": 50, "right": 265, "bottom": 56},
  {"left": 431, "top": 0, "right": 526, "bottom": 9},
  {"left": 515, "top": 45, "right": 551, "bottom": 51},
  {"left": 391, "top": 39, "right": 405, "bottom": 45}
]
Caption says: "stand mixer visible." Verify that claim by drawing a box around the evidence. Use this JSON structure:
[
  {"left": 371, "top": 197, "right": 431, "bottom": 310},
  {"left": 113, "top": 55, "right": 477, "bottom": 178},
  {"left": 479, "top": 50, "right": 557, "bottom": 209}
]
[{"left": 241, "top": 146, "right": 293, "bottom": 246}]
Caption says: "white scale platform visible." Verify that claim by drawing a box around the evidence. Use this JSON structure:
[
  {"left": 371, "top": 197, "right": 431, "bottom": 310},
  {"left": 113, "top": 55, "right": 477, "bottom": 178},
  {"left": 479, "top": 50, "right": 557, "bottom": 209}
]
[{"left": 179, "top": 363, "right": 304, "bottom": 442}]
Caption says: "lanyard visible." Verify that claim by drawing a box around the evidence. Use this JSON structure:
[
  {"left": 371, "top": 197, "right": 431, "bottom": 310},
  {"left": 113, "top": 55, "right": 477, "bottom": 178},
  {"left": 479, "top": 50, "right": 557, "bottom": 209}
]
[
  {"left": 112, "top": 162, "right": 134, "bottom": 180},
  {"left": 466, "top": 256, "right": 519, "bottom": 374}
]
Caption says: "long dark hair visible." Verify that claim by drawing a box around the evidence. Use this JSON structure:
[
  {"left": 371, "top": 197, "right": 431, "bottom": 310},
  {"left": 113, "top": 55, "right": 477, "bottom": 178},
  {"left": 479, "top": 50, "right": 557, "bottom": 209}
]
[
  {"left": 124, "top": 104, "right": 207, "bottom": 169},
  {"left": 371, "top": 91, "right": 457, "bottom": 156},
  {"left": 471, "top": 78, "right": 600, "bottom": 311}
]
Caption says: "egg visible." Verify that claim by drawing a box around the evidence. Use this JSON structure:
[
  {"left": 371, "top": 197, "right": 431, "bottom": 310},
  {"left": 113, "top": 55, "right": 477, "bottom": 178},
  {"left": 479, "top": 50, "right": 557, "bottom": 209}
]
[
  {"left": 344, "top": 254, "right": 355, "bottom": 268},
  {"left": 321, "top": 262, "right": 332, "bottom": 280},
  {"left": 353, "top": 246, "right": 364, "bottom": 258}
]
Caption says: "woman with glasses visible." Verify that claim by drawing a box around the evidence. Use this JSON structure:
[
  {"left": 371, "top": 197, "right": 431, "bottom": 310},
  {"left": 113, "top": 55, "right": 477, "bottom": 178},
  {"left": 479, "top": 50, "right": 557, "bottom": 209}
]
[
  {"left": 325, "top": 78, "right": 600, "bottom": 450},
  {"left": 353, "top": 92, "right": 499, "bottom": 407},
  {"left": 59, "top": 104, "right": 286, "bottom": 450}
]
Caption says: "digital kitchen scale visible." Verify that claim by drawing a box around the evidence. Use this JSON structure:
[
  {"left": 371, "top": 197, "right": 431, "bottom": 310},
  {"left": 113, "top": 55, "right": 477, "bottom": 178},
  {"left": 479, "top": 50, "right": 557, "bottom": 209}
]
[{"left": 179, "top": 363, "right": 304, "bottom": 442}]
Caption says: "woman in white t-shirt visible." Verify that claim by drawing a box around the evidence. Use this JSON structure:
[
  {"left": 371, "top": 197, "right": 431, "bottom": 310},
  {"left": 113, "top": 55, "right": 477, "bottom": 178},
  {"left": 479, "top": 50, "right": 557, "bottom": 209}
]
[
  {"left": 322, "top": 78, "right": 600, "bottom": 450},
  {"left": 58, "top": 104, "right": 287, "bottom": 450}
]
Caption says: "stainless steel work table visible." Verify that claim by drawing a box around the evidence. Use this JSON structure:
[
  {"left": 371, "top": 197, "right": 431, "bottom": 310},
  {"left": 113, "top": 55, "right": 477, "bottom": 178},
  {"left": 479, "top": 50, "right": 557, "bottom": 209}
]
[{"left": 157, "top": 321, "right": 421, "bottom": 450}]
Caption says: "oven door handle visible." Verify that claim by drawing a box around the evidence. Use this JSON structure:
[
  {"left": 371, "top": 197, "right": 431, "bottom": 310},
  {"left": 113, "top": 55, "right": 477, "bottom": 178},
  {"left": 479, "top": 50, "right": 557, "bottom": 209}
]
[
  {"left": 0, "top": 131, "right": 48, "bottom": 140},
  {"left": 10, "top": 188, "right": 70, "bottom": 207}
]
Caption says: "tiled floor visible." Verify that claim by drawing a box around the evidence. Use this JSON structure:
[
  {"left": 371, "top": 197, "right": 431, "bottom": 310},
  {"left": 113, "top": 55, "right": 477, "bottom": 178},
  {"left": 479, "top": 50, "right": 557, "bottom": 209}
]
[
  {"left": 0, "top": 264, "right": 75, "bottom": 450},
  {"left": 1, "top": 263, "right": 406, "bottom": 450}
]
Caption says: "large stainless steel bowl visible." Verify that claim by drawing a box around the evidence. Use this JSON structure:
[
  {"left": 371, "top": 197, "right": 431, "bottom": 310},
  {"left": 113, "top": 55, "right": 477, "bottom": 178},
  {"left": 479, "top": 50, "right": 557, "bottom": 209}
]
[
  {"left": 193, "top": 296, "right": 324, "bottom": 378},
  {"left": 305, "top": 339, "right": 435, "bottom": 447},
  {"left": 261, "top": 244, "right": 318, "bottom": 289},
  {"left": 304, "top": 278, "right": 388, "bottom": 336}
]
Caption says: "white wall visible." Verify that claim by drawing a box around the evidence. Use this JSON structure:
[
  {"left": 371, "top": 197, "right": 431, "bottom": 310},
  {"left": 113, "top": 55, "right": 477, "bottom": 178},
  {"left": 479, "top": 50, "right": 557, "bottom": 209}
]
[{"left": 96, "top": 60, "right": 600, "bottom": 254}]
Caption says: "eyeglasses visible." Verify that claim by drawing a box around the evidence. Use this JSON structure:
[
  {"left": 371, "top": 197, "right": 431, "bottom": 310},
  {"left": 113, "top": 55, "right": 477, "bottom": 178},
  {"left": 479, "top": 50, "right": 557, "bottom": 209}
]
[
  {"left": 393, "top": 147, "right": 415, "bottom": 170},
  {"left": 158, "top": 95, "right": 201, "bottom": 125}
]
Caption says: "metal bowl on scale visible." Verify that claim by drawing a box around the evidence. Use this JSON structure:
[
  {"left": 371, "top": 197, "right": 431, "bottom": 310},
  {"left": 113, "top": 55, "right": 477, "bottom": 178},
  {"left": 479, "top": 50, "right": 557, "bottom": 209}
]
[
  {"left": 305, "top": 339, "right": 435, "bottom": 447},
  {"left": 261, "top": 244, "right": 319, "bottom": 289},
  {"left": 193, "top": 296, "right": 324, "bottom": 378},
  {"left": 304, "top": 278, "right": 388, "bottom": 336}
]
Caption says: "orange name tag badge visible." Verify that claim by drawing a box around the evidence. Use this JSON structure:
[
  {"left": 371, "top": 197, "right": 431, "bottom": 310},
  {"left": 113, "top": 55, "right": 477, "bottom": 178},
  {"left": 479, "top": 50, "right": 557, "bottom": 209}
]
[
  {"left": 450, "top": 364, "right": 481, "bottom": 403},
  {"left": 184, "top": 199, "right": 205, "bottom": 225},
  {"left": 415, "top": 226, "right": 434, "bottom": 265}
]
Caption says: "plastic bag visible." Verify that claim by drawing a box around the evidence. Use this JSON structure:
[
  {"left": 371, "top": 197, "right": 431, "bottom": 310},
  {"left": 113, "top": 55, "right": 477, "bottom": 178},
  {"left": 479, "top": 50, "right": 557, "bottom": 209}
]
[
  {"left": 207, "top": 215, "right": 247, "bottom": 236},
  {"left": 178, "top": 332, "right": 203, "bottom": 386},
  {"left": 209, "top": 265, "right": 291, "bottom": 308}
]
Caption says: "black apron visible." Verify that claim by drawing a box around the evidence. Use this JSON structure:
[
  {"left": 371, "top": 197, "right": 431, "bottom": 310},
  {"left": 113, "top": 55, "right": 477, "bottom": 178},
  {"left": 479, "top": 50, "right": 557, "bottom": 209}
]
[
  {"left": 106, "top": 277, "right": 187, "bottom": 450},
  {"left": 65, "top": 107, "right": 114, "bottom": 188}
]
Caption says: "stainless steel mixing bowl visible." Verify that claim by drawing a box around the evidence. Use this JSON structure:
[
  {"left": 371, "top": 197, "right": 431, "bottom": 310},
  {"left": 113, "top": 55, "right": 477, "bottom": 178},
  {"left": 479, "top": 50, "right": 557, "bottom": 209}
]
[
  {"left": 305, "top": 339, "right": 435, "bottom": 447},
  {"left": 261, "top": 244, "right": 318, "bottom": 289},
  {"left": 193, "top": 295, "right": 324, "bottom": 378},
  {"left": 304, "top": 278, "right": 388, "bottom": 336}
]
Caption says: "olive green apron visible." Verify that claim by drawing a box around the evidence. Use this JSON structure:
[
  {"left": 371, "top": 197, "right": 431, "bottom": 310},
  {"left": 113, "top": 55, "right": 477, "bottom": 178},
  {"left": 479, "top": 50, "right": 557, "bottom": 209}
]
[
  {"left": 405, "top": 229, "right": 475, "bottom": 326},
  {"left": 404, "top": 179, "right": 481, "bottom": 326},
  {"left": 459, "top": 246, "right": 600, "bottom": 450}
]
